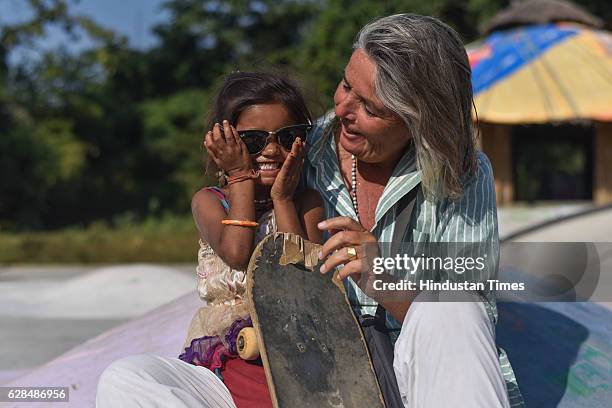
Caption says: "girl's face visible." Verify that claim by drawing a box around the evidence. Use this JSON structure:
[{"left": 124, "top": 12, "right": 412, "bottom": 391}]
[
  {"left": 334, "top": 49, "right": 411, "bottom": 165},
  {"left": 235, "top": 103, "right": 296, "bottom": 186}
]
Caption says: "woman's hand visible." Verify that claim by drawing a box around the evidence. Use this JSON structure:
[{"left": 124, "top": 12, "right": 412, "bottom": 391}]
[
  {"left": 270, "top": 138, "right": 304, "bottom": 202},
  {"left": 317, "top": 216, "right": 380, "bottom": 284},
  {"left": 204, "top": 120, "right": 252, "bottom": 176},
  {"left": 318, "top": 216, "right": 414, "bottom": 320}
]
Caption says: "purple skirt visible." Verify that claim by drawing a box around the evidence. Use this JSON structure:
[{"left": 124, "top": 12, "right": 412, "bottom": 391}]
[{"left": 179, "top": 317, "right": 252, "bottom": 371}]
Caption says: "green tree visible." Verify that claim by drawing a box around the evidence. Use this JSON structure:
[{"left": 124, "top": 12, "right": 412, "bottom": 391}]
[
  {"left": 140, "top": 89, "right": 211, "bottom": 212},
  {"left": 146, "top": 0, "right": 321, "bottom": 95},
  {"left": 0, "top": 0, "right": 84, "bottom": 229},
  {"left": 2, "top": 0, "right": 609, "bottom": 231},
  {"left": 297, "top": 0, "right": 512, "bottom": 104}
]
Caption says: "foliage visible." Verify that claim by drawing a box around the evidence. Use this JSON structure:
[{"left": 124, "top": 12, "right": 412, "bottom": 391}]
[
  {"left": 140, "top": 88, "right": 211, "bottom": 209},
  {"left": 0, "top": 0, "right": 608, "bottom": 236},
  {"left": 0, "top": 213, "right": 198, "bottom": 263}
]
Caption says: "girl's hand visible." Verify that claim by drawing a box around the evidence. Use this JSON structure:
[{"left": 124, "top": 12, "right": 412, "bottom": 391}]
[
  {"left": 270, "top": 138, "right": 304, "bottom": 202},
  {"left": 204, "top": 120, "right": 252, "bottom": 176},
  {"left": 317, "top": 216, "right": 380, "bottom": 283}
]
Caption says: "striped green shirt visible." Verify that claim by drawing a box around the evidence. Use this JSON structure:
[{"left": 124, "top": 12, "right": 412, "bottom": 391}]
[{"left": 303, "top": 113, "right": 524, "bottom": 407}]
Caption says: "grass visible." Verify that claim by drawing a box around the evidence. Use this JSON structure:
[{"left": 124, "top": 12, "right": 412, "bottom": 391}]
[{"left": 0, "top": 214, "right": 200, "bottom": 264}]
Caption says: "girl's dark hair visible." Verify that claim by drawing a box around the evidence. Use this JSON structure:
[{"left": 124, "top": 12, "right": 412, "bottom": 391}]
[{"left": 204, "top": 72, "right": 312, "bottom": 183}]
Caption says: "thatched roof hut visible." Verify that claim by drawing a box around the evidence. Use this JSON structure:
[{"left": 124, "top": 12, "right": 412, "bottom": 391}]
[
  {"left": 483, "top": 0, "right": 604, "bottom": 34},
  {"left": 472, "top": 0, "right": 612, "bottom": 204}
]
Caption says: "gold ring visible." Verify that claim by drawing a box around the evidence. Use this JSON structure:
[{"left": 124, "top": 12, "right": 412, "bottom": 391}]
[{"left": 346, "top": 246, "right": 358, "bottom": 262}]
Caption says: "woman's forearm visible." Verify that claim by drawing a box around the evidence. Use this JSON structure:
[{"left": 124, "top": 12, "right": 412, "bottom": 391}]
[
  {"left": 357, "top": 272, "right": 417, "bottom": 323},
  {"left": 380, "top": 300, "right": 412, "bottom": 323}
]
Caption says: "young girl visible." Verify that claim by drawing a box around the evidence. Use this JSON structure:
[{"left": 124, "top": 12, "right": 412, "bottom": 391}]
[{"left": 179, "top": 72, "right": 324, "bottom": 407}]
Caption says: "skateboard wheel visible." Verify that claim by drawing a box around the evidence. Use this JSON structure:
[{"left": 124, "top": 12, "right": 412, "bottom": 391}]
[{"left": 237, "top": 328, "right": 260, "bottom": 360}]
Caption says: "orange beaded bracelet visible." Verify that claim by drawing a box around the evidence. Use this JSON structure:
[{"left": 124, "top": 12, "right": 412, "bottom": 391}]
[{"left": 221, "top": 219, "right": 259, "bottom": 228}]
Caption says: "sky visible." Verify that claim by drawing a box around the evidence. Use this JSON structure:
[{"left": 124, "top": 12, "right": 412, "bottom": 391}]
[{"left": 1, "top": 0, "right": 169, "bottom": 63}]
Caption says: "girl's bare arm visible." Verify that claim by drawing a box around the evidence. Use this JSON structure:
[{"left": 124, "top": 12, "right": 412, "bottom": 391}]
[
  {"left": 197, "top": 121, "right": 258, "bottom": 270},
  {"left": 296, "top": 188, "right": 325, "bottom": 244},
  {"left": 192, "top": 179, "right": 256, "bottom": 270},
  {"left": 271, "top": 138, "right": 324, "bottom": 243}
]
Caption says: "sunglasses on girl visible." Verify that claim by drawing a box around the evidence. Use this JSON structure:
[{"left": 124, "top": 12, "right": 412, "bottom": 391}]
[{"left": 238, "top": 124, "right": 312, "bottom": 155}]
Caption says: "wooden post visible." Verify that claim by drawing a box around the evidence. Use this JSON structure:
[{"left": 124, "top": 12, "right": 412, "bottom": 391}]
[
  {"left": 479, "top": 123, "right": 513, "bottom": 205},
  {"left": 594, "top": 122, "right": 612, "bottom": 204}
]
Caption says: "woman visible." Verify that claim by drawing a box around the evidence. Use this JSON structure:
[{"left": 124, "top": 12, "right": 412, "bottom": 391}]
[
  {"left": 309, "top": 13, "right": 523, "bottom": 408},
  {"left": 97, "top": 14, "right": 524, "bottom": 408}
]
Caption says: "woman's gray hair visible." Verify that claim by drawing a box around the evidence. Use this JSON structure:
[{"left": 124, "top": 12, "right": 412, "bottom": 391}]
[{"left": 354, "top": 14, "right": 477, "bottom": 200}]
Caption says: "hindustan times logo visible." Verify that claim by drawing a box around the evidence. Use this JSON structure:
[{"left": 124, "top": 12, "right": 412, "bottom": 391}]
[{"left": 372, "top": 254, "right": 487, "bottom": 275}]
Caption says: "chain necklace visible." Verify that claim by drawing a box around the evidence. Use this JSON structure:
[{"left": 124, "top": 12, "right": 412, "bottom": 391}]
[
  {"left": 254, "top": 197, "right": 273, "bottom": 212},
  {"left": 254, "top": 198, "right": 273, "bottom": 205},
  {"left": 350, "top": 154, "right": 359, "bottom": 219}
]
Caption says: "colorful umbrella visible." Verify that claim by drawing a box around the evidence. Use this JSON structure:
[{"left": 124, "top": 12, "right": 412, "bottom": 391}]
[{"left": 467, "top": 23, "right": 612, "bottom": 124}]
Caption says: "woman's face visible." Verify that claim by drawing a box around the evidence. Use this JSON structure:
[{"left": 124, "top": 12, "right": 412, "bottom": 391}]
[
  {"left": 235, "top": 103, "right": 295, "bottom": 186},
  {"left": 334, "top": 49, "right": 411, "bottom": 164}
]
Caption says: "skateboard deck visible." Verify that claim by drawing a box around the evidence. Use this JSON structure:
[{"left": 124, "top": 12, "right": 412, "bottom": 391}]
[{"left": 245, "top": 232, "right": 385, "bottom": 408}]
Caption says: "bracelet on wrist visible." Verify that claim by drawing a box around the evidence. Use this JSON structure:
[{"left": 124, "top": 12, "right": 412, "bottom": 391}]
[
  {"left": 221, "top": 219, "right": 259, "bottom": 228},
  {"left": 226, "top": 169, "right": 259, "bottom": 185}
]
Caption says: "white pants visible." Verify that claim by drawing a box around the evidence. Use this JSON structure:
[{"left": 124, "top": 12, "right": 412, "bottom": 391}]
[
  {"left": 97, "top": 295, "right": 510, "bottom": 408},
  {"left": 96, "top": 354, "right": 237, "bottom": 408},
  {"left": 393, "top": 291, "right": 511, "bottom": 408}
]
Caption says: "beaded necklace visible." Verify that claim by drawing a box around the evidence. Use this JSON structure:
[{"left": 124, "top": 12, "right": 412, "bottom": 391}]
[{"left": 350, "top": 154, "right": 359, "bottom": 219}]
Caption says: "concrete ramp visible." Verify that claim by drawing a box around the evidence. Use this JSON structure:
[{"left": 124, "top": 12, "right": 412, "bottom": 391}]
[{"left": 2, "top": 292, "right": 200, "bottom": 407}]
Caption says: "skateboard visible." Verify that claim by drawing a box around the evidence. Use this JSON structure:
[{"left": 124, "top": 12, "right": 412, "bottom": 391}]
[{"left": 237, "top": 232, "right": 385, "bottom": 408}]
